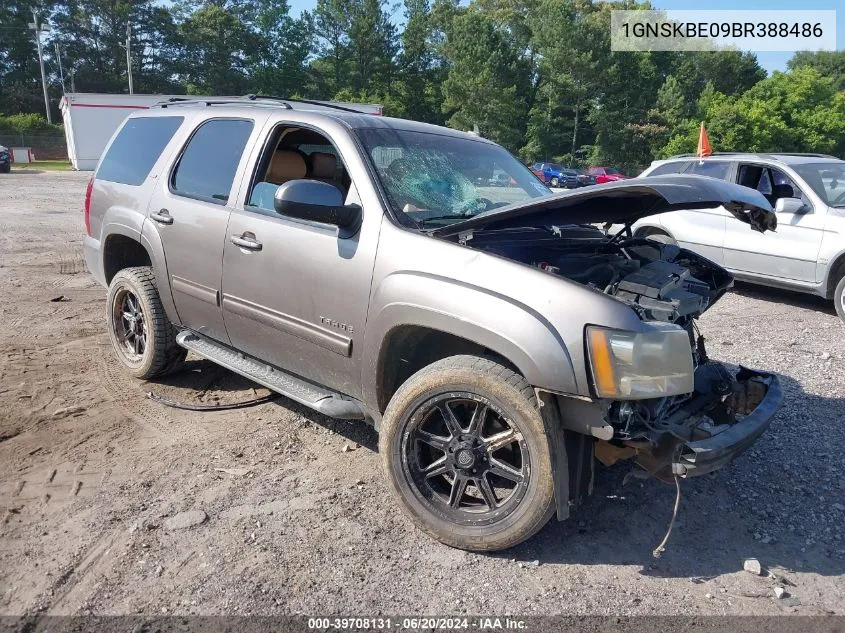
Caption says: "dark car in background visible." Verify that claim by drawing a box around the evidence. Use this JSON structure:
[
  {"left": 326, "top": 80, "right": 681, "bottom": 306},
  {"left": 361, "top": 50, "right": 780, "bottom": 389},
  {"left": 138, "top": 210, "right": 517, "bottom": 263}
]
[
  {"left": 0, "top": 145, "right": 10, "bottom": 173},
  {"left": 574, "top": 169, "right": 596, "bottom": 187},
  {"left": 531, "top": 163, "right": 596, "bottom": 188},
  {"left": 531, "top": 162, "right": 576, "bottom": 188}
]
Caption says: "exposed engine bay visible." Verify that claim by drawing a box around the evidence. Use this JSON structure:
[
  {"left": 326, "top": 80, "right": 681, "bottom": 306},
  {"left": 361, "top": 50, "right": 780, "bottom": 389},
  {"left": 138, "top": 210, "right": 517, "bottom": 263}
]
[
  {"left": 461, "top": 224, "right": 777, "bottom": 480},
  {"left": 463, "top": 224, "right": 733, "bottom": 326}
]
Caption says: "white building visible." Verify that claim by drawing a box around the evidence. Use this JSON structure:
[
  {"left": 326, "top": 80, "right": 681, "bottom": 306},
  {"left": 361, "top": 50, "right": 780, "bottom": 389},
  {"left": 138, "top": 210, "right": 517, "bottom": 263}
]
[{"left": 59, "top": 93, "right": 383, "bottom": 171}]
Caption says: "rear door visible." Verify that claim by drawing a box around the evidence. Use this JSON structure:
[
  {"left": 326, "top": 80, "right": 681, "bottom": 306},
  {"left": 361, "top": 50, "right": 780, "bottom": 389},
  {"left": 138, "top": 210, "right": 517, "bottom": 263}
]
[
  {"left": 146, "top": 114, "right": 267, "bottom": 344},
  {"left": 653, "top": 160, "right": 733, "bottom": 264},
  {"left": 723, "top": 163, "right": 824, "bottom": 282}
]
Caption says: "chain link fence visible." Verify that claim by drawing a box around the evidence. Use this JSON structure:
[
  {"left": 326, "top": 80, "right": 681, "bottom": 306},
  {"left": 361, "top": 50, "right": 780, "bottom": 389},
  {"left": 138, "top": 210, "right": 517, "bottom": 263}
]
[{"left": 0, "top": 132, "right": 68, "bottom": 161}]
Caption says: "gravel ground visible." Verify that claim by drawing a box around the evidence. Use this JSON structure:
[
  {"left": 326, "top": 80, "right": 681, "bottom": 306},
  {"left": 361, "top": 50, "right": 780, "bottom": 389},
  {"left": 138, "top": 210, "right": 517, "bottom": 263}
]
[{"left": 1, "top": 170, "right": 844, "bottom": 617}]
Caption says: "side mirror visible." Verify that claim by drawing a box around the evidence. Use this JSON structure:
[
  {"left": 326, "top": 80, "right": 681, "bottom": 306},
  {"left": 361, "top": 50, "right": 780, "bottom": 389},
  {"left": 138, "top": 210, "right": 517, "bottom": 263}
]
[
  {"left": 274, "top": 180, "right": 361, "bottom": 237},
  {"left": 774, "top": 197, "right": 808, "bottom": 215}
]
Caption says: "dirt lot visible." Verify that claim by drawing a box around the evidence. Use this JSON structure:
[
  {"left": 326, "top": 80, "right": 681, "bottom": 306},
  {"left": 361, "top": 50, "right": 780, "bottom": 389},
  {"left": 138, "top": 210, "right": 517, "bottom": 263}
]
[{"left": 1, "top": 170, "right": 844, "bottom": 617}]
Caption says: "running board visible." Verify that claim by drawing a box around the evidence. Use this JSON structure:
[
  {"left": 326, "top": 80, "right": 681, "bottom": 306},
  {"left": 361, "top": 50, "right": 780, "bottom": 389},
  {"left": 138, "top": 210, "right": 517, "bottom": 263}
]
[{"left": 176, "top": 331, "right": 366, "bottom": 420}]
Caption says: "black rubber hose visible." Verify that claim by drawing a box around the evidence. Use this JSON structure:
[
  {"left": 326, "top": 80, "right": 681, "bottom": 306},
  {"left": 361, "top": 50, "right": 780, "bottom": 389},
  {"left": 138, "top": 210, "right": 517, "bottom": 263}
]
[{"left": 146, "top": 390, "right": 280, "bottom": 411}]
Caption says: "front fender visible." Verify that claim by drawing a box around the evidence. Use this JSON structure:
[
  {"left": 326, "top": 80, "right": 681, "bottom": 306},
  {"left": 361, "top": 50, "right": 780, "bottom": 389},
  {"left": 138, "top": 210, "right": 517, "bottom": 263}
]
[{"left": 361, "top": 271, "right": 579, "bottom": 412}]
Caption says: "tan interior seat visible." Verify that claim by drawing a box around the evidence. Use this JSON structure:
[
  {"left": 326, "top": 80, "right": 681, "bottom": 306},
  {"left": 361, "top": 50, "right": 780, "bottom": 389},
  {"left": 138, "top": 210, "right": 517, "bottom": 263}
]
[
  {"left": 310, "top": 152, "right": 337, "bottom": 183},
  {"left": 266, "top": 149, "right": 307, "bottom": 185}
]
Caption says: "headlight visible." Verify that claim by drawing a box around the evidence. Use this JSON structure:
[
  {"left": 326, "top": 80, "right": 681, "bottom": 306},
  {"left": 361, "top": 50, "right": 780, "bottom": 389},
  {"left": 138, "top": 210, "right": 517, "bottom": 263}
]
[{"left": 586, "top": 324, "right": 693, "bottom": 399}]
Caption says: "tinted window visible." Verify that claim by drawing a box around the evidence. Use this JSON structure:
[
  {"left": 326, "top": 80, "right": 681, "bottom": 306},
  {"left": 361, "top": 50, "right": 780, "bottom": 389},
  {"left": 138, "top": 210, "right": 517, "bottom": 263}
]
[
  {"left": 688, "top": 160, "right": 730, "bottom": 180},
  {"left": 172, "top": 119, "right": 254, "bottom": 203},
  {"left": 97, "top": 116, "right": 183, "bottom": 185},
  {"left": 646, "top": 161, "right": 690, "bottom": 176}
]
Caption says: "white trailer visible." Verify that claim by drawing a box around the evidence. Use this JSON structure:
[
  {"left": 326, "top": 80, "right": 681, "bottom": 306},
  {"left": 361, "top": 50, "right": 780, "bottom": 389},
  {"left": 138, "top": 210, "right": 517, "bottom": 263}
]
[{"left": 59, "top": 93, "right": 383, "bottom": 171}]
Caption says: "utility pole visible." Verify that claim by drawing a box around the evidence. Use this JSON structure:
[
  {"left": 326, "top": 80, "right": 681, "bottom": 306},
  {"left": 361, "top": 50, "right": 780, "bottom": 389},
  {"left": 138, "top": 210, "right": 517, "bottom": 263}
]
[
  {"left": 54, "top": 42, "right": 66, "bottom": 93},
  {"left": 29, "top": 10, "right": 52, "bottom": 123},
  {"left": 125, "top": 23, "right": 134, "bottom": 94}
]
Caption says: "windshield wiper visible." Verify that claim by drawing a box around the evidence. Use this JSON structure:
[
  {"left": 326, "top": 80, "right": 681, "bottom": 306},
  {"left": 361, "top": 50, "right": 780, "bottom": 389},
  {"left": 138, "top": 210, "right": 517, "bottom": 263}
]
[{"left": 418, "top": 214, "right": 474, "bottom": 225}]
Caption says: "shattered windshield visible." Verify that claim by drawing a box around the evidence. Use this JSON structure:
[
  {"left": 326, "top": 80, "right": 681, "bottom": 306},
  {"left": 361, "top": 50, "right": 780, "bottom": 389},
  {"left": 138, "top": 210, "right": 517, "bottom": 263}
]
[
  {"left": 791, "top": 162, "right": 845, "bottom": 207},
  {"left": 356, "top": 128, "right": 552, "bottom": 228}
]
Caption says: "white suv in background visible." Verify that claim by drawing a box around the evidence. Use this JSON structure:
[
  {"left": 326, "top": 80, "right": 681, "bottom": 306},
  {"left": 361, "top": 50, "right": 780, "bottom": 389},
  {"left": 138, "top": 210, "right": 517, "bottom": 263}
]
[{"left": 635, "top": 153, "right": 845, "bottom": 322}]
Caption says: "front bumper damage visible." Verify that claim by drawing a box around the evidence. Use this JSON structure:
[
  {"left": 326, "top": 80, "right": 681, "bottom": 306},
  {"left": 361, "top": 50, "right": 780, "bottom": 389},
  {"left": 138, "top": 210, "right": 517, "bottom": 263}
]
[
  {"left": 675, "top": 367, "right": 781, "bottom": 476},
  {"left": 623, "top": 366, "right": 782, "bottom": 480},
  {"left": 547, "top": 364, "right": 781, "bottom": 525}
]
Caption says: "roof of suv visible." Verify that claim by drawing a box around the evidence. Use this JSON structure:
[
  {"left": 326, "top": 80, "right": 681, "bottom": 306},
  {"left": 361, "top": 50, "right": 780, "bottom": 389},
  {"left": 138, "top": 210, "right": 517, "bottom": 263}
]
[
  {"left": 148, "top": 96, "right": 490, "bottom": 143},
  {"left": 661, "top": 152, "right": 842, "bottom": 166}
]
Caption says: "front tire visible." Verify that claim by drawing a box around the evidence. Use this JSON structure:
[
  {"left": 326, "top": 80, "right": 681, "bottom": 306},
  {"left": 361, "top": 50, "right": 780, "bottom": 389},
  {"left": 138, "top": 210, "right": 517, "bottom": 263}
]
[
  {"left": 834, "top": 273, "right": 845, "bottom": 323},
  {"left": 550, "top": 177, "right": 559, "bottom": 187},
  {"left": 380, "top": 355, "right": 555, "bottom": 551},
  {"left": 106, "top": 266, "right": 186, "bottom": 379}
]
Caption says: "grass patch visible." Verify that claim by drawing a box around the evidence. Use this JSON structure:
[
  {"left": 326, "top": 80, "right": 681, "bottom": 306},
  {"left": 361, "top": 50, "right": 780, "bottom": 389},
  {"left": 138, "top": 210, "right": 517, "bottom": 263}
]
[{"left": 16, "top": 160, "right": 72, "bottom": 171}]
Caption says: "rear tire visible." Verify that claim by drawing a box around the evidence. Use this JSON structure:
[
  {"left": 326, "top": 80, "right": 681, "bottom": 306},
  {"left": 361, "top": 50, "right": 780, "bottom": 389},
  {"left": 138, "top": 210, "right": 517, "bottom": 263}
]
[
  {"left": 106, "top": 266, "right": 186, "bottom": 379},
  {"left": 834, "top": 273, "right": 845, "bottom": 323},
  {"left": 380, "top": 355, "right": 555, "bottom": 551},
  {"left": 0, "top": 164, "right": 10, "bottom": 174}
]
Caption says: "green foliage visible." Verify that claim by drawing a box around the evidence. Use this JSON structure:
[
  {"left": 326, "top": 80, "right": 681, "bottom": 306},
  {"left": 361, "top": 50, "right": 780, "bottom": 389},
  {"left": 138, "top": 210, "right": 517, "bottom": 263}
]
[
  {"left": 441, "top": 9, "right": 527, "bottom": 150},
  {"left": 660, "top": 68, "right": 845, "bottom": 158},
  {"left": 788, "top": 50, "right": 845, "bottom": 91},
  {"left": 1, "top": 0, "right": 844, "bottom": 173},
  {"left": 0, "top": 113, "right": 59, "bottom": 134}
]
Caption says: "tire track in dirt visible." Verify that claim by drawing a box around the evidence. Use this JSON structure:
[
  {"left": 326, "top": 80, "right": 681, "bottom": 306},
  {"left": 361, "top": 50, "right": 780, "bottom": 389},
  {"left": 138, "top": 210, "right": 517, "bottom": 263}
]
[{"left": 94, "top": 352, "right": 186, "bottom": 444}]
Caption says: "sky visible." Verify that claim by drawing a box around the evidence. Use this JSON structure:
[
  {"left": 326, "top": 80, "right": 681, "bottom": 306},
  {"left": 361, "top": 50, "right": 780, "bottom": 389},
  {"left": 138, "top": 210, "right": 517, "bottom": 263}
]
[
  {"left": 651, "top": 0, "right": 843, "bottom": 73},
  {"left": 286, "top": 0, "right": 842, "bottom": 74}
]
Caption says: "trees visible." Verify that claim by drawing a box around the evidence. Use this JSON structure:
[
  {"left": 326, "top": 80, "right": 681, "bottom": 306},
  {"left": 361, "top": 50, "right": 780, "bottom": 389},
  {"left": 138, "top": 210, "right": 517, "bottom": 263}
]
[
  {"left": 0, "top": 2, "right": 47, "bottom": 115},
  {"left": 661, "top": 68, "right": 845, "bottom": 159},
  {"left": 788, "top": 50, "right": 845, "bottom": 92},
  {"left": 1, "top": 0, "right": 843, "bottom": 171},
  {"left": 441, "top": 9, "right": 526, "bottom": 150}
]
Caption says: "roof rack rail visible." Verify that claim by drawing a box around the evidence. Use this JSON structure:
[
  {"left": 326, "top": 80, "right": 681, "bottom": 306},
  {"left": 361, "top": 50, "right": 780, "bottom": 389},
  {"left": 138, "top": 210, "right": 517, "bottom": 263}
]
[
  {"left": 766, "top": 152, "right": 839, "bottom": 159},
  {"left": 667, "top": 151, "right": 838, "bottom": 160},
  {"left": 152, "top": 96, "right": 280, "bottom": 109},
  {"left": 245, "top": 94, "right": 365, "bottom": 113},
  {"left": 667, "top": 152, "right": 749, "bottom": 158},
  {"left": 152, "top": 94, "right": 367, "bottom": 114}
]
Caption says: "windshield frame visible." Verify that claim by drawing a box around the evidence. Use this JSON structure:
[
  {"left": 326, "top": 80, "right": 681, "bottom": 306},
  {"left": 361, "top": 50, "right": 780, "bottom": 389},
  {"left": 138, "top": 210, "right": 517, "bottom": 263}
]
[{"left": 353, "top": 126, "right": 552, "bottom": 230}]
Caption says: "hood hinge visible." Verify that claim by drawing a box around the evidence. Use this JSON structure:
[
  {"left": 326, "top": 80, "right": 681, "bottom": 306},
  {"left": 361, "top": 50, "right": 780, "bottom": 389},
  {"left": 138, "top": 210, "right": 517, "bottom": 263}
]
[{"left": 458, "top": 230, "right": 474, "bottom": 245}]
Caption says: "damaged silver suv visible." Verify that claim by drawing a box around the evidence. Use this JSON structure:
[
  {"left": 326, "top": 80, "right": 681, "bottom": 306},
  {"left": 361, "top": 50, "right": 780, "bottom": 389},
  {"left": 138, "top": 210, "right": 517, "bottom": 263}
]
[{"left": 84, "top": 97, "right": 782, "bottom": 551}]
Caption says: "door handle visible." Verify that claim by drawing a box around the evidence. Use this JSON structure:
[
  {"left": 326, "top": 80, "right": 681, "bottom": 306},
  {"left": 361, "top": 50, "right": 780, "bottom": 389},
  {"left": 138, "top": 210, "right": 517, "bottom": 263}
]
[
  {"left": 150, "top": 209, "right": 173, "bottom": 225},
  {"left": 230, "top": 233, "right": 262, "bottom": 251}
]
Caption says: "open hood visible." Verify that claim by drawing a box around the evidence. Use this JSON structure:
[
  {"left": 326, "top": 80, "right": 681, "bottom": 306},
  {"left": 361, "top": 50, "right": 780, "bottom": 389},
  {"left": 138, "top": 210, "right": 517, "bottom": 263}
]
[{"left": 433, "top": 175, "right": 776, "bottom": 236}]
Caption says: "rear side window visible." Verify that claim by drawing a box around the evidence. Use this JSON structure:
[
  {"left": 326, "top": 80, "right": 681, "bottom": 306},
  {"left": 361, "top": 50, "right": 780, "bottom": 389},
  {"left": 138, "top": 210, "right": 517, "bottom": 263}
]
[
  {"left": 96, "top": 116, "right": 183, "bottom": 185},
  {"left": 687, "top": 160, "right": 731, "bottom": 180},
  {"left": 646, "top": 161, "right": 690, "bottom": 176},
  {"left": 171, "top": 119, "right": 254, "bottom": 204}
]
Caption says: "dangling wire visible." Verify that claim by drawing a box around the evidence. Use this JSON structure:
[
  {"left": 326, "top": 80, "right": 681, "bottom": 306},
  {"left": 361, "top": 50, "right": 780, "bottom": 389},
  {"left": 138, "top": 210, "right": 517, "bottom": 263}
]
[
  {"left": 146, "top": 390, "right": 279, "bottom": 411},
  {"left": 652, "top": 473, "right": 682, "bottom": 558}
]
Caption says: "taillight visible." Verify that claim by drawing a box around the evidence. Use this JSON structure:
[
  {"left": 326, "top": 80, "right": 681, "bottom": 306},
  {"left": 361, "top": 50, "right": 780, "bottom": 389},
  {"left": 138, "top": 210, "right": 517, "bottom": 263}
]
[{"left": 84, "top": 177, "right": 94, "bottom": 235}]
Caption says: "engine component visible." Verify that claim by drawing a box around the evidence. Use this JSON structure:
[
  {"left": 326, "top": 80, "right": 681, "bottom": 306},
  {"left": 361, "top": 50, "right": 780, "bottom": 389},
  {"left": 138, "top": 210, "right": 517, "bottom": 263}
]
[{"left": 612, "top": 260, "right": 711, "bottom": 322}]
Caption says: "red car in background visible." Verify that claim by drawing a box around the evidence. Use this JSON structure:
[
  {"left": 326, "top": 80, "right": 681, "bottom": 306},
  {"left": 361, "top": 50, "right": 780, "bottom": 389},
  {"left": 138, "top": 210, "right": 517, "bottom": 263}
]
[{"left": 588, "top": 166, "right": 629, "bottom": 184}]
